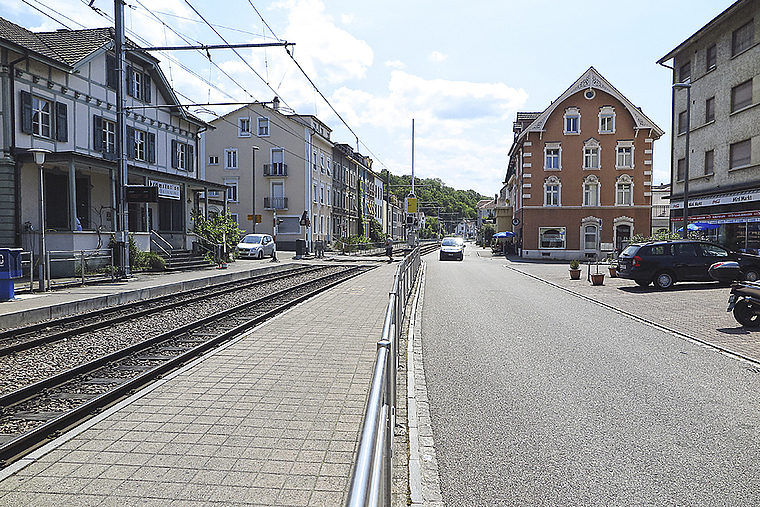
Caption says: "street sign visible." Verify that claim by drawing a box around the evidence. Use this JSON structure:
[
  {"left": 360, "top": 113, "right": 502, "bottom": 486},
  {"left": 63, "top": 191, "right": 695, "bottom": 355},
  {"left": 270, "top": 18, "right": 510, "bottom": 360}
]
[{"left": 406, "top": 196, "right": 417, "bottom": 213}]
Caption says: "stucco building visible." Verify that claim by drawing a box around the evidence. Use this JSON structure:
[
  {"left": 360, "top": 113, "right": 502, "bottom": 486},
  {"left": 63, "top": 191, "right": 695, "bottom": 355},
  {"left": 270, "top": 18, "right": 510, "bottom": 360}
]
[
  {"left": 657, "top": 0, "right": 760, "bottom": 252},
  {"left": 506, "top": 67, "right": 663, "bottom": 260}
]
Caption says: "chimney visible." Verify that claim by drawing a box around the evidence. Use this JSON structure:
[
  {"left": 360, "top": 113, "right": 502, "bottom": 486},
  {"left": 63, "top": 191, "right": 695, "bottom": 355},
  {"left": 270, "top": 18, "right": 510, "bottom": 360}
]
[{"left": 272, "top": 96, "right": 280, "bottom": 111}]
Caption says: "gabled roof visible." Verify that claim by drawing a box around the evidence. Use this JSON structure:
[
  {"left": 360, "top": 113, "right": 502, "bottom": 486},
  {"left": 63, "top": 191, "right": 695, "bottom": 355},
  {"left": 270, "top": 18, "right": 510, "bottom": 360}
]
[{"left": 513, "top": 67, "right": 664, "bottom": 147}]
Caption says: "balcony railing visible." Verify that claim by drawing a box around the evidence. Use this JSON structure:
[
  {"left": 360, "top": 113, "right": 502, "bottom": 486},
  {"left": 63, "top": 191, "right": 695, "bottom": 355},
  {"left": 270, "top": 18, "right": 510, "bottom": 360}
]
[
  {"left": 264, "top": 196, "right": 288, "bottom": 209},
  {"left": 263, "top": 163, "right": 288, "bottom": 177}
]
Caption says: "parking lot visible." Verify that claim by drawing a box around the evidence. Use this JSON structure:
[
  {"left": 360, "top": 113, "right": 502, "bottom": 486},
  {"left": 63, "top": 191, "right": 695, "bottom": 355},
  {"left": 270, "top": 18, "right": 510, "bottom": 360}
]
[{"left": 496, "top": 253, "right": 760, "bottom": 367}]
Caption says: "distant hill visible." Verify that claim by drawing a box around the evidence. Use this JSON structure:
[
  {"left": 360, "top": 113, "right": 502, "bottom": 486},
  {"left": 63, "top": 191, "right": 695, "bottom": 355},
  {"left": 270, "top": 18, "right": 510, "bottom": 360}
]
[{"left": 381, "top": 171, "right": 488, "bottom": 220}]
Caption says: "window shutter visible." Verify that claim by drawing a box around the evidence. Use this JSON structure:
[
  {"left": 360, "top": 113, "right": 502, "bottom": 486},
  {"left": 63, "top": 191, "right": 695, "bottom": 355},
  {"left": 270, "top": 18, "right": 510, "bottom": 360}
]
[
  {"left": 171, "top": 139, "right": 178, "bottom": 168},
  {"left": 93, "top": 115, "right": 103, "bottom": 152},
  {"left": 126, "top": 126, "right": 135, "bottom": 158},
  {"left": 143, "top": 73, "right": 151, "bottom": 104},
  {"left": 148, "top": 132, "right": 156, "bottom": 164},
  {"left": 55, "top": 102, "right": 68, "bottom": 142},
  {"left": 125, "top": 65, "right": 133, "bottom": 97},
  {"left": 21, "top": 91, "right": 32, "bottom": 134},
  {"left": 106, "top": 54, "right": 117, "bottom": 89},
  {"left": 187, "top": 144, "right": 194, "bottom": 172}
]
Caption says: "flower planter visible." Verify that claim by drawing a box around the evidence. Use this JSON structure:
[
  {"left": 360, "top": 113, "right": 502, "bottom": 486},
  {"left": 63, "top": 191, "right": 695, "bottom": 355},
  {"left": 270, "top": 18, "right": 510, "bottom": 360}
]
[
  {"left": 569, "top": 268, "right": 582, "bottom": 280},
  {"left": 591, "top": 273, "right": 605, "bottom": 285},
  {"left": 608, "top": 266, "right": 617, "bottom": 278}
]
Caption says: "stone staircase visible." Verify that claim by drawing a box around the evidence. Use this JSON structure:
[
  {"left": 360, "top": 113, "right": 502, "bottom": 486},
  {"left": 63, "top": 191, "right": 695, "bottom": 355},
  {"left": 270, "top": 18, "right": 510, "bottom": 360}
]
[{"left": 158, "top": 249, "right": 215, "bottom": 271}]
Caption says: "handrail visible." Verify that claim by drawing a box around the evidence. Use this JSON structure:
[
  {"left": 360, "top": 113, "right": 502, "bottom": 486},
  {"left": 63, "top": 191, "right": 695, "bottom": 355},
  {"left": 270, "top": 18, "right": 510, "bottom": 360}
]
[
  {"left": 150, "top": 230, "right": 173, "bottom": 267},
  {"left": 346, "top": 246, "right": 421, "bottom": 506}
]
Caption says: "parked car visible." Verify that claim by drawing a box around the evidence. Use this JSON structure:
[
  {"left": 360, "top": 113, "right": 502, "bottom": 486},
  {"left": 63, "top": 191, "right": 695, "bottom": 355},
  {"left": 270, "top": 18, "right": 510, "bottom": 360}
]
[
  {"left": 237, "top": 234, "right": 276, "bottom": 259},
  {"left": 617, "top": 240, "right": 760, "bottom": 289},
  {"left": 440, "top": 237, "right": 465, "bottom": 261}
]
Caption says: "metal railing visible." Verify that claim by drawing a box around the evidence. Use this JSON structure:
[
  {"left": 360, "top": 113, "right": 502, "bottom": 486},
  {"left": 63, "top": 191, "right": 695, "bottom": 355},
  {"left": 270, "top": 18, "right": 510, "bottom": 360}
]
[
  {"left": 150, "top": 230, "right": 174, "bottom": 267},
  {"left": 46, "top": 248, "right": 114, "bottom": 289},
  {"left": 345, "top": 246, "right": 422, "bottom": 506}
]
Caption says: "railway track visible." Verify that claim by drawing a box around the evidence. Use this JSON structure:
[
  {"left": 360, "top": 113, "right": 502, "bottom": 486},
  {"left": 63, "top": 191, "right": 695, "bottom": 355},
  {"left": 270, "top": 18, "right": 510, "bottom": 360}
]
[{"left": 0, "top": 264, "right": 371, "bottom": 467}]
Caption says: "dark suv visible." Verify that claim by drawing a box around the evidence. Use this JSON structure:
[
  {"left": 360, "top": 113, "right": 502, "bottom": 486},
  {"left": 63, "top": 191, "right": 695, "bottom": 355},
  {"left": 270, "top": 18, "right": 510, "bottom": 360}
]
[{"left": 617, "top": 240, "right": 760, "bottom": 289}]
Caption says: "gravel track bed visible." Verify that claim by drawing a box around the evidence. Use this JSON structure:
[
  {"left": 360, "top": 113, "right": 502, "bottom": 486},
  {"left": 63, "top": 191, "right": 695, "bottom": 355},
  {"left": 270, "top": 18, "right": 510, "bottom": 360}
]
[{"left": 0, "top": 266, "right": 350, "bottom": 397}]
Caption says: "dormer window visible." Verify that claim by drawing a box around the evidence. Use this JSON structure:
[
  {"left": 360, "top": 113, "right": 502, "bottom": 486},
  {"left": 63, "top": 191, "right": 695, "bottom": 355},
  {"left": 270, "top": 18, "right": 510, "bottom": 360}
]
[{"left": 564, "top": 107, "right": 581, "bottom": 135}]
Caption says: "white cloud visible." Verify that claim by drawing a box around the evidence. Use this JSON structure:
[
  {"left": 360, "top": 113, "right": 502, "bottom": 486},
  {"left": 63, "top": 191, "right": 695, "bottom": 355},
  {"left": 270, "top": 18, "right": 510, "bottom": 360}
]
[
  {"left": 341, "top": 13, "right": 354, "bottom": 24},
  {"left": 385, "top": 60, "right": 406, "bottom": 69},
  {"left": 429, "top": 51, "right": 448, "bottom": 63}
]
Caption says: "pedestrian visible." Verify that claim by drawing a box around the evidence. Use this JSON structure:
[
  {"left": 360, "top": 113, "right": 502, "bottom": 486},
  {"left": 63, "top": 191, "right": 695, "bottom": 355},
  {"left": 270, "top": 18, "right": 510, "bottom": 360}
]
[{"left": 385, "top": 237, "right": 393, "bottom": 262}]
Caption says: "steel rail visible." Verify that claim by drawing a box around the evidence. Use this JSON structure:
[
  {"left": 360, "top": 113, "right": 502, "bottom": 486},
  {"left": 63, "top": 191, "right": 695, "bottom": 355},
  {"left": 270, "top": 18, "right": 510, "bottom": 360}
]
[
  {"left": 0, "top": 266, "right": 365, "bottom": 466},
  {"left": 0, "top": 265, "right": 323, "bottom": 356}
]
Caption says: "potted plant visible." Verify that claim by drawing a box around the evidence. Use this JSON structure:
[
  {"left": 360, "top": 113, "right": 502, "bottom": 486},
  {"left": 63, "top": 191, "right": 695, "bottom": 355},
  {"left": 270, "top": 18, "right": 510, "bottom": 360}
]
[
  {"left": 569, "top": 259, "right": 581, "bottom": 280},
  {"left": 608, "top": 259, "right": 618, "bottom": 278},
  {"left": 591, "top": 261, "right": 605, "bottom": 285}
]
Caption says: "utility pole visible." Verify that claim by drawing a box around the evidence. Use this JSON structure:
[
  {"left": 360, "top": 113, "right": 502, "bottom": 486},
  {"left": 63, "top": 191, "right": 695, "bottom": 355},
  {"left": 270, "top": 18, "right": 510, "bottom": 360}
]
[{"left": 115, "top": 0, "right": 129, "bottom": 277}]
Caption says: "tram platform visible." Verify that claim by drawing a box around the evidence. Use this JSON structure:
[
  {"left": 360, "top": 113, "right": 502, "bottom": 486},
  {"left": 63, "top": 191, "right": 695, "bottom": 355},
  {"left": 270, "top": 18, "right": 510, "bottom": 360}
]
[{"left": 0, "top": 252, "right": 399, "bottom": 506}]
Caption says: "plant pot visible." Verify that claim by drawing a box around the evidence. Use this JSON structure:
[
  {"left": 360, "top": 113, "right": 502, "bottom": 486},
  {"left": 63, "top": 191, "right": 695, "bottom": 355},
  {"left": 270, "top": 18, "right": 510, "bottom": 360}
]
[
  {"left": 569, "top": 268, "right": 581, "bottom": 280},
  {"left": 608, "top": 267, "right": 617, "bottom": 277},
  {"left": 591, "top": 273, "right": 605, "bottom": 285}
]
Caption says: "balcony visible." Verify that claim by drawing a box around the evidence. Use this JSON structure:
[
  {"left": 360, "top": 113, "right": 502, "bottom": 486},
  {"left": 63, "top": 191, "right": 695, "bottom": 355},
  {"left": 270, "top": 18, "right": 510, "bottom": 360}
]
[
  {"left": 264, "top": 163, "right": 288, "bottom": 177},
  {"left": 264, "top": 196, "right": 288, "bottom": 209}
]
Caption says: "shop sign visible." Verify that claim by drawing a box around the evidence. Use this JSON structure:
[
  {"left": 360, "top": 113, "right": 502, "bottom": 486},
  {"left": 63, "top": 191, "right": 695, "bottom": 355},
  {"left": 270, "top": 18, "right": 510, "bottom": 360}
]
[{"left": 149, "top": 180, "right": 181, "bottom": 200}]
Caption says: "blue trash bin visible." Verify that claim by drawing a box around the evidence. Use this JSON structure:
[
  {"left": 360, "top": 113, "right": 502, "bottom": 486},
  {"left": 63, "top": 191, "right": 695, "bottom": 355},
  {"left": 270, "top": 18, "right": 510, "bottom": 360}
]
[{"left": 0, "top": 248, "right": 23, "bottom": 301}]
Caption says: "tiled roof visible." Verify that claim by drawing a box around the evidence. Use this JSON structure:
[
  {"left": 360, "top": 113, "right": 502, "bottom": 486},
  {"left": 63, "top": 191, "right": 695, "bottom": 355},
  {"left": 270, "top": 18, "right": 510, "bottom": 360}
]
[
  {"left": 0, "top": 17, "right": 62, "bottom": 62},
  {"left": 36, "top": 27, "right": 114, "bottom": 66},
  {"left": 0, "top": 18, "right": 123, "bottom": 68}
]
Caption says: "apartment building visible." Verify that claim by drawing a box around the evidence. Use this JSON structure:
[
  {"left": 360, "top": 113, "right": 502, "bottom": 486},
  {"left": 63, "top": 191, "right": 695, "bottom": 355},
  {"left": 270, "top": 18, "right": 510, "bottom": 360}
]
[
  {"left": 657, "top": 0, "right": 760, "bottom": 252},
  {"left": 505, "top": 67, "right": 663, "bottom": 260},
  {"left": 0, "top": 18, "right": 225, "bottom": 260}
]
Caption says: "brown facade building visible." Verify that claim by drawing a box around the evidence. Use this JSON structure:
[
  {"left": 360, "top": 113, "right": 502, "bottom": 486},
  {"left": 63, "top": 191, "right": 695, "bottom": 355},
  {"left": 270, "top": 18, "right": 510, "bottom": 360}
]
[{"left": 505, "top": 67, "right": 663, "bottom": 260}]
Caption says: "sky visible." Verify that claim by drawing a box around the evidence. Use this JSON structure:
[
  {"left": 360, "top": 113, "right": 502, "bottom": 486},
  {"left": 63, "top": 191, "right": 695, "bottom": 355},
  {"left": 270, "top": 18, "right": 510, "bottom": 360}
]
[{"left": 0, "top": 0, "right": 738, "bottom": 197}]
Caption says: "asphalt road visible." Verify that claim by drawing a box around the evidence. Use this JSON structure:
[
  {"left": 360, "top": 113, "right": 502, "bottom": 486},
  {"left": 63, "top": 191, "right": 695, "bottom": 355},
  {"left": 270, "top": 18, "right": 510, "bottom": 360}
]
[{"left": 419, "top": 245, "right": 760, "bottom": 506}]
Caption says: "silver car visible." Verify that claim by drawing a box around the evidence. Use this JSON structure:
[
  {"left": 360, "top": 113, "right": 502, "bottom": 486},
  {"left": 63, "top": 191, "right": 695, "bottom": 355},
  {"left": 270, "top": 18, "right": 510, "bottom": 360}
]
[{"left": 237, "top": 234, "right": 276, "bottom": 259}]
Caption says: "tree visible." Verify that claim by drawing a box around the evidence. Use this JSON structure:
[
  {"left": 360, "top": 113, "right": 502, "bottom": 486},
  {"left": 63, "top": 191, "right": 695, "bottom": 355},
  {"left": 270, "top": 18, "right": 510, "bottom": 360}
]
[{"left": 191, "top": 209, "right": 243, "bottom": 262}]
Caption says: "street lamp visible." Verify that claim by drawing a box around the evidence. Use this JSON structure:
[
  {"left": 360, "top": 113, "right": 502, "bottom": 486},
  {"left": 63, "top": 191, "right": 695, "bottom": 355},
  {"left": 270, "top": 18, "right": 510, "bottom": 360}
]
[
  {"left": 28, "top": 148, "right": 50, "bottom": 291},
  {"left": 673, "top": 82, "right": 691, "bottom": 239},
  {"left": 252, "top": 145, "right": 259, "bottom": 233}
]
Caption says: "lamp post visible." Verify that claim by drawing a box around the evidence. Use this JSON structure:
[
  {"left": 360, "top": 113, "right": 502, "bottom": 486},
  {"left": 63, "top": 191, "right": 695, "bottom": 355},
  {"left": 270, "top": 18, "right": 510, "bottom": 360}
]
[
  {"left": 673, "top": 82, "right": 691, "bottom": 239},
  {"left": 29, "top": 148, "right": 50, "bottom": 291},
  {"left": 252, "top": 145, "right": 259, "bottom": 233}
]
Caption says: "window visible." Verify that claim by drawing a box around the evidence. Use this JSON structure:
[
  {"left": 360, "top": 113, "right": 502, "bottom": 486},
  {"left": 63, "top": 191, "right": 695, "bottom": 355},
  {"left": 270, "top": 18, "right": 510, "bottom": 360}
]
[
  {"left": 730, "top": 139, "right": 751, "bottom": 169},
  {"left": 102, "top": 119, "right": 116, "bottom": 155},
  {"left": 678, "top": 110, "right": 688, "bottom": 134},
  {"left": 731, "top": 80, "right": 753, "bottom": 112},
  {"left": 599, "top": 106, "right": 615, "bottom": 133},
  {"left": 564, "top": 107, "right": 580, "bottom": 134},
  {"left": 544, "top": 176, "right": 560, "bottom": 206},
  {"left": 171, "top": 140, "right": 193, "bottom": 171},
  {"left": 257, "top": 117, "right": 270, "bottom": 136},
  {"left": 706, "top": 44, "right": 717, "bottom": 71},
  {"left": 134, "top": 129, "right": 146, "bottom": 161},
  {"left": 32, "top": 95, "right": 52, "bottom": 138},
  {"left": 679, "top": 61, "right": 690, "bottom": 83},
  {"left": 545, "top": 143, "right": 561, "bottom": 170},
  {"left": 583, "top": 176, "right": 599, "bottom": 206},
  {"left": 677, "top": 158, "right": 685, "bottom": 181},
  {"left": 732, "top": 20, "right": 754, "bottom": 56},
  {"left": 539, "top": 227, "right": 565, "bottom": 249},
  {"left": 705, "top": 97, "right": 715, "bottom": 123},
  {"left": 313, "top": 184, "right": 318, "bottom": 202},
  {"left": 209, "top": 156, "right": 219, "bottom": 165},
  {"left": 131, "top": 70, "right": 142, "bottom": 100},
  {"left": 616, "top": 141, "right": 634, "bottom": 169},
  {"left": 238, "top": 117, "right": 251, "bottom": 137},
  {"left": 583, "top": 139, "right": 600, "bottom": 169},
  {"left": 225, "top": 148, "right": 238, "bottom": 170},
  {"left": 584, "top": 225, "right": 598, "bottom": 250},
  {"left": 704, "top": 150, "right": 714, "bottom": 175},
  {"left": 126, "top": 66, "right": 151, "bottom": 103},
  {"left": 320, "top": 154, "right": 325, "bottom": 173},
  {"left": 224, "top": 178, "right": 238, "bottom": 202},
  {"left": 616, "top": 175, "right": 633, "bottom": 206}
]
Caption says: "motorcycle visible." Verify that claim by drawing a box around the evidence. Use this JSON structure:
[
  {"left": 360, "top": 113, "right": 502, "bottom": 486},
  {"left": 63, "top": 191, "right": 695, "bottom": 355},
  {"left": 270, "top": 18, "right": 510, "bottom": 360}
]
[{"left": 710, "top": 261, "right": 760, "bottom": 327}]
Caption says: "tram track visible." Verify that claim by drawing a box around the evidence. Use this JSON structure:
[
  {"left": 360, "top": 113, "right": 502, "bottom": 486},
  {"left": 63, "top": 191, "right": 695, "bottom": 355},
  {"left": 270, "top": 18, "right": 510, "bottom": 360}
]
[{"left": 0, "top": 264, "right": 372, "bottom": 467}]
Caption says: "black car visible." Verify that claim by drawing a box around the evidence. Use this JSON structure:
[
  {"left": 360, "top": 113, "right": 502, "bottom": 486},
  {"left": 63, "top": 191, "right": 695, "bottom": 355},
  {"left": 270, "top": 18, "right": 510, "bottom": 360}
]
[{"left": 617, "top": 240, "right": 760, "bottom": 289}]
